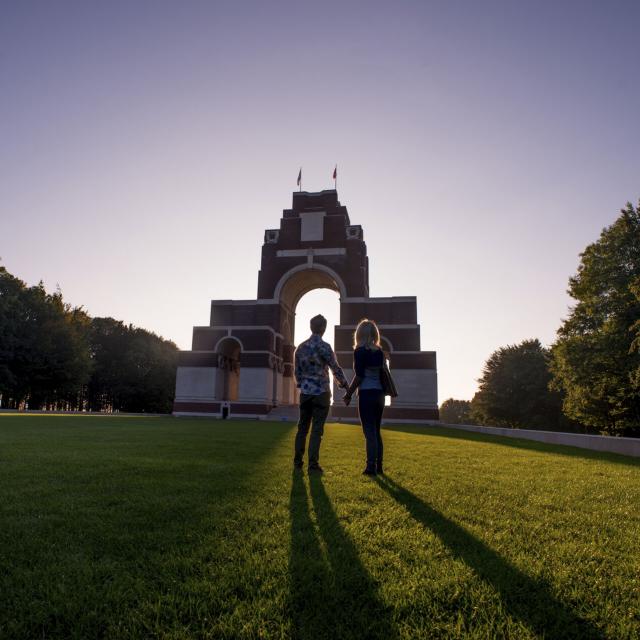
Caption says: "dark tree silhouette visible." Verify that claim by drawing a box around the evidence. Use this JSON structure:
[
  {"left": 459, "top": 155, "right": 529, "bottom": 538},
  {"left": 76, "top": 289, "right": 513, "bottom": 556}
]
[
  {"left": 0, "top": 265, "right": 177, "bottom": 413},
  {"left": 471, "top": 339, "right": 571, "bottom": 431},
  {"left": 0, "top": 267, "right": 91, "bottom": 409},
  {"left": 439, "top": 398, "right": 476, "bottom": 424},
  {"left": 550, "top": 201, "right": 640, "bottom": 436},
  {"left": 87, "top": 317, "right": 178, "bottom": 413}
]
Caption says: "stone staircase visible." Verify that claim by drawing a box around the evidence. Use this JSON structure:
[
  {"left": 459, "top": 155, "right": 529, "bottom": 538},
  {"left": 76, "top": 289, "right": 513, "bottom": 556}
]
[
  {"left": 265, "top": 405, "right": 300, "bottom": 422},
  {"left": 266, "top": 404, "right": 350, "bottom": 423}
]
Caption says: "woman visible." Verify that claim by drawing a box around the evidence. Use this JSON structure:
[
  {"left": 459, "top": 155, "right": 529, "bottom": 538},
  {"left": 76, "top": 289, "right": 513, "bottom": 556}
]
[{"left": 344, "top": 319, "right": 386, "bottom": 476}]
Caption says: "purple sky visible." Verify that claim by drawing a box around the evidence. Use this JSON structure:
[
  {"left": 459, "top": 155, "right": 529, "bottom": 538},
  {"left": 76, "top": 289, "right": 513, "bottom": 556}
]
[{"left": 2, "top": 1, "right": 639, "bottom": 401}]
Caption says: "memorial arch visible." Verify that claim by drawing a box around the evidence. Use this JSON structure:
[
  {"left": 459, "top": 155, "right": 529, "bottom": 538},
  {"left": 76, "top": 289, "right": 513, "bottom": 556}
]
[{"left": 173, "top": 189, "right": 438, "bottom": 422}]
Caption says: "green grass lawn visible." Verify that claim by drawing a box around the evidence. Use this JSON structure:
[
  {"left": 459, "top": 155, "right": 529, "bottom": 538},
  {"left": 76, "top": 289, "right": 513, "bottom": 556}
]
[{"left": 0, "top": 416, "right": 638, "bottom": 639}]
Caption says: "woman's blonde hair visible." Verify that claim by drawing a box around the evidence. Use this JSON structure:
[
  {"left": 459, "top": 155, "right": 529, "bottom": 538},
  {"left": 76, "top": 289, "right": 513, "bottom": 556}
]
[{"left": 353, "top": 318, "right": 381, "bottom": 350}]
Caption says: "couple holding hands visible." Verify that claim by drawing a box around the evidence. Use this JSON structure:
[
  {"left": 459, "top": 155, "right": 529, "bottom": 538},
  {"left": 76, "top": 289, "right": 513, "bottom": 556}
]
[{"left": 293, "top": 315, "right": 394, "bottom": 476}]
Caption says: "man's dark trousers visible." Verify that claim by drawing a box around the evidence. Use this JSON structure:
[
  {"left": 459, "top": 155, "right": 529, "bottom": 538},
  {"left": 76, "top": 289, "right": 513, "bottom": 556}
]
[{"left": 294, "top": 391, "right": 331, "bottom": 467}]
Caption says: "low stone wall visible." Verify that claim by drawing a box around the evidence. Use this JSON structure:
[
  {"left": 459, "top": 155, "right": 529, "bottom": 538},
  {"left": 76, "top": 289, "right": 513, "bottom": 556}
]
[
  {"left": 438, "top": 422, "right": 640, "bottom": 458},
  {"left": 0, "top": 409, "right": 169, "bottom": 417}
]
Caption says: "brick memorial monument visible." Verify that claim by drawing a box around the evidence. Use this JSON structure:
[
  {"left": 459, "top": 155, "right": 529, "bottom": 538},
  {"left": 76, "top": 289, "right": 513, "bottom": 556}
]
[{"left": 173, "top": 189, "right": 438, "bottom": 422}]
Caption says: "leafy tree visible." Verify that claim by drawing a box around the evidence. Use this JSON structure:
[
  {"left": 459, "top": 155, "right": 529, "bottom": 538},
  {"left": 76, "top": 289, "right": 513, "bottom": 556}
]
[
  {"left": 439, "top": 398, "right": 475, "bottom": 424},
  {"left": 0, "top": 267, "right": 27, "bottom": 402},
  {"left": 20, "top": 286, "right": 92, "bottom": 409},
  {"left": 1, "top": 266, "right": 178, "bottom": 412},
  {"left": 550, "top": 201, "right": 640, "bottom": 436},
  {"left": 0, "top": 267, "right": 91, "bottom": 409},
  {"left": 471, "top": 339, "right": 568, "bottom": 430},
  {"left": 87, "top": 317, "right": 178, "bottom": 413},
  {"left": 85, "top": 317, "right": 130, "bottom": 411},
  {"left": 122, "top": 326, "right": 178, "bottom": 413}
]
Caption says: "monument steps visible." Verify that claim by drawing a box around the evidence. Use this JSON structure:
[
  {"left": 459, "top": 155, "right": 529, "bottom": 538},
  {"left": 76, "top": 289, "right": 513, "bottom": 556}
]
[{"left": 265, "top": 405, "right": 300, "bottom": 421}]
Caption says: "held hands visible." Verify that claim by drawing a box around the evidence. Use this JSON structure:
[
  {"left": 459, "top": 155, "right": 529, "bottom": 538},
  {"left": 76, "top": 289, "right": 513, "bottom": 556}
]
[{"left": 343, "top": 392, "right": 352, "bottom": 406}]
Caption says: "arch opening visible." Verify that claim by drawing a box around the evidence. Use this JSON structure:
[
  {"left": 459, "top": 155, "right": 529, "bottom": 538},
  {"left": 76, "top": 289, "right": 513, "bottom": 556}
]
[
  {"left": 294, "top": 288, "right": 341, "bottom": 351},
  {"left": 293, "top": 287, "right": 342, "bottom": 403},
  {"left": 215, "top": 337, "right": 241, "bottom": 402}
]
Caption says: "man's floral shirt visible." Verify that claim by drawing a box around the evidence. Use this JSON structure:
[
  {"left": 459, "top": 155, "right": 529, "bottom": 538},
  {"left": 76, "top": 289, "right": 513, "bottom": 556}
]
[{"left": 294, "top": 334, "right": 348, "bottom": 395}]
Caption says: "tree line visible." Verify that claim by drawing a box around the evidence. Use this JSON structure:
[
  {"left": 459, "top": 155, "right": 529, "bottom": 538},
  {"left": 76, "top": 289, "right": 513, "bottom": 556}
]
[
  {"left": 0, "top": 267, "right": 178, "bottom": 413},
  {"left": 440, "top": 200, "right": 640, "bottom": 437}
]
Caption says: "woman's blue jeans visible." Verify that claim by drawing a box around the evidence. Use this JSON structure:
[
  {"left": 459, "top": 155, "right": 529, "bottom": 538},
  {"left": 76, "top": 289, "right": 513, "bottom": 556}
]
[{"left": 358, "top": 389, "right": 385, "bottom": 470}]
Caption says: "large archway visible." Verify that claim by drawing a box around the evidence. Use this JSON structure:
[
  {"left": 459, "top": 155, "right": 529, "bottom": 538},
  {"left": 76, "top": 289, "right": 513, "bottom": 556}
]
[
  {"left": 174, "top": 189, "right": 439, "bottom": 422},
  {"left": 275, "top": 265, "right": 346, "bottom": 312},
  {"left": 294, "top": 288, "right": 341, "bottom": 351},
  {"left": 274, "top": 266, "right": 345, "bottom": 347}
]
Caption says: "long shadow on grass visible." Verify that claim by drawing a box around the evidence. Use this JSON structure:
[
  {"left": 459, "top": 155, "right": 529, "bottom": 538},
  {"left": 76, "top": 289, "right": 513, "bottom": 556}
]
[
  {"left": 376, "top": 475, "right": 604, "bottom": 639},
  {"left": 383, "top": 424, "right": 640, "bottom": 468},
  {"left": 288, "top": 472, "right": 397, "bottom": 640}
]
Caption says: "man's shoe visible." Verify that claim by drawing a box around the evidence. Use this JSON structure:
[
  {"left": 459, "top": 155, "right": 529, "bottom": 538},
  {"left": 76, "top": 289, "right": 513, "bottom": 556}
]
[
  {"left": 308, "top": 464, "right": 324, "bottom": 474},
  {"left": 377, "top": 464, "right": 384, "bottom": 475},
  {"left": 362, "top": 468, "right": 377, "bottom": 476},
  {"left": 294, "top": 461, "right": 303, "bottom": 470}
]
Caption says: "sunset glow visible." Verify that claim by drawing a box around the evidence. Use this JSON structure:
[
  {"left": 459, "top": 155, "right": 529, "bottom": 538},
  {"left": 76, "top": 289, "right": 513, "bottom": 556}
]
[{"left": 2, "top": 1, "right": 639, "bottom": 401}]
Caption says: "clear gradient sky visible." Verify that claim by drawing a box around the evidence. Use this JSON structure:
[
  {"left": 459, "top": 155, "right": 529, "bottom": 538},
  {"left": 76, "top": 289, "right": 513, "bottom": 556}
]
[{"left": 2, "top": 1, "right": 639, "bottom": 401}]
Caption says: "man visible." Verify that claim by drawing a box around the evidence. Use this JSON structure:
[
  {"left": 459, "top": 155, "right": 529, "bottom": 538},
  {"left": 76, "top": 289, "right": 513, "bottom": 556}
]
[{"left": 293, "top": 314, "right": 348, "bottom": 473}]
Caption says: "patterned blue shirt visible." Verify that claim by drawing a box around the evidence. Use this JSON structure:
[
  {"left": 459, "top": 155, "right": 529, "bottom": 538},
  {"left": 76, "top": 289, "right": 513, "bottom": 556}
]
[{"left": 294, "top": 334, "right": 348, "bottom": 395}]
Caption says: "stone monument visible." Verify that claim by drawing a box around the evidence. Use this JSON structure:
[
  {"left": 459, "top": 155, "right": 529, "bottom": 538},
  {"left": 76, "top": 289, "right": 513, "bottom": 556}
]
[{"left": 173, "top": 189, "right": 438, "bottom": 422}]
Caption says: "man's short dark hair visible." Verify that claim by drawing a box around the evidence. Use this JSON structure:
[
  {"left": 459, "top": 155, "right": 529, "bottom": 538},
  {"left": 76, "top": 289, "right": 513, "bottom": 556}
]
[{"left": 310, "top": 314, "right": 327, "bottom": 334}]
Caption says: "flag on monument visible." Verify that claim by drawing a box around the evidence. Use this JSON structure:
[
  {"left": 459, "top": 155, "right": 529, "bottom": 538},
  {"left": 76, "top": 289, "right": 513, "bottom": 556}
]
[
  {"left": 297, "top": 168, "right": 301, "bottom": 187},
  {"left": 333, "top": 165, "right": 337, "bottom": 180}
]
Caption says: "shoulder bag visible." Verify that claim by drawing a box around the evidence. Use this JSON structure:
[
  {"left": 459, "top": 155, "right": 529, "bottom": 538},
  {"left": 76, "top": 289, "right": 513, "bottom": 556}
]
[{"left": 380, "top": 362, "right": 398, "bottom": 398}]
